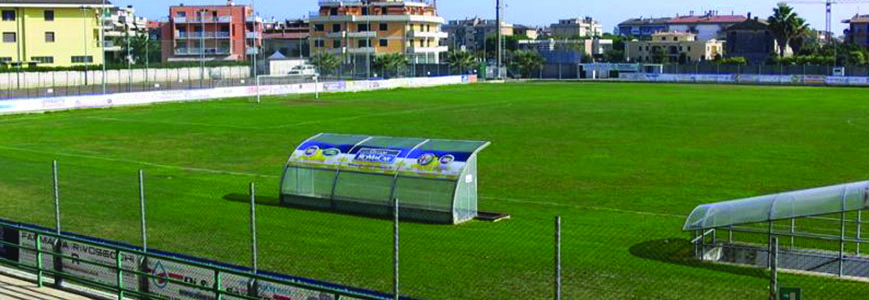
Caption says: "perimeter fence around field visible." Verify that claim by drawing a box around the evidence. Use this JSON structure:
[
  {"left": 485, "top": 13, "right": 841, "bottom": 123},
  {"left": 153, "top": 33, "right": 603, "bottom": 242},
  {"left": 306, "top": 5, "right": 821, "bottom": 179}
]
[
  {"left": 4, "top": 157, "right": 869, "bottom": 299},
  {"left": 0, "top": 62, "right": 476, "bottom": 101}
]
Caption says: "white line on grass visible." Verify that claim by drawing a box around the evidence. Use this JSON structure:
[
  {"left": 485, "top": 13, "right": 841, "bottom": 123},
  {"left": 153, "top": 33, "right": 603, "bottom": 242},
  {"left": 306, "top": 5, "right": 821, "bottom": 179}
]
[
  {"left": 481, "top": 196, "right": 686, "bottom": 219},
  {"left": 0, "top": 145, "right": 277, "bottom": 178},
  {"left": 85, "top": 117, "right": 260, "bottom": 130}
]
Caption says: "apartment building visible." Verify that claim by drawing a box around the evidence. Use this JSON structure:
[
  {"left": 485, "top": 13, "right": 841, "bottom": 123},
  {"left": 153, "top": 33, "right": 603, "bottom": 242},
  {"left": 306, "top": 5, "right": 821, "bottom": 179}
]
[
  {"left": 160, "top": 1, "right": 262, "bottom": 62},
  {"left": 263, "top": 18, "right": 310, "bottom": 58},
  {"left": 844, "top": 14, "right": 869, "bottom": 49},
  {"left": 625, "top": 32, "right": 723, "bottom": 63},
  {"left": 104, "top": 5, "right": 148, "bottom": 62},
  {"left": 443, "top": 18, "right": 513, "bottom": 52},
  {"left": 310, "top": 0, "right": 447, "bottom": 64},
  {"left": 617, "top": 17, "right": 670, "bottom": 38},
  {"left": 549, "top": 17, "right": 603, "bottom": 38},
  {"left": 0, "top": 0, "right": 109, "bottom": 68}
]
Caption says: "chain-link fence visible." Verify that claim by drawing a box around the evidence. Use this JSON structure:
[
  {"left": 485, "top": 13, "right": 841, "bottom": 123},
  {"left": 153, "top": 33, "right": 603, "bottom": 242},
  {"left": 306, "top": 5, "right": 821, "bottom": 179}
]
[
  {"left": 505, "top": 63, "right": 869, "bottom": 80},
  {"left": 3, "top": 158, "right": 869, "bottom": 299}
]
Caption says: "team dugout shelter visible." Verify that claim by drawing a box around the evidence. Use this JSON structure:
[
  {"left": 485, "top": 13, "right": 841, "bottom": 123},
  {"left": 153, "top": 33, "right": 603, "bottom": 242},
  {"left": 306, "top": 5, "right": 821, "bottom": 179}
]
[{"left": 280, "top": 133, "right": 490, "bottom": 224}]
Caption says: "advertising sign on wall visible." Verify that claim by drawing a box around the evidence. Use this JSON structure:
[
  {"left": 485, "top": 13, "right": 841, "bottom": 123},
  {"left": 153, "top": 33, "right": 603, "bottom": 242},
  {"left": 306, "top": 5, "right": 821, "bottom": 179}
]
[{"left": 17, "top": 232, "right": 142, "bottom": 290}]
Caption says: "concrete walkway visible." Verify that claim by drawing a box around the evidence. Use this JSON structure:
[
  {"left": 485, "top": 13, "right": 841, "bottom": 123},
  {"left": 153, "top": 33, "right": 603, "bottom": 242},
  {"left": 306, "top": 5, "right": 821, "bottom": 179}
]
[{"left": 0, "top": 273, "right": 94, "bottom": 300}]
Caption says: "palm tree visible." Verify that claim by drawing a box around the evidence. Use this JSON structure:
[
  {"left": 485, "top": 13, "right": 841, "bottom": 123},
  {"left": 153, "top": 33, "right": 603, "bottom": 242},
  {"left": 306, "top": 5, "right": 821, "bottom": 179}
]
[
  {"left": 373, "top": 53, "right": 407, "bottom": 78},
  {"left": 310, "top": 53, "right": 340, "bottom": 76},
  {"left": 767, "top": 3, "right": 809, "bottom": 58},
  {"left": 510, "top": 50, "right": 545, "bottom": 78},
  {"left": 447, "top": 50, "right": 476, "bottom": 74}
]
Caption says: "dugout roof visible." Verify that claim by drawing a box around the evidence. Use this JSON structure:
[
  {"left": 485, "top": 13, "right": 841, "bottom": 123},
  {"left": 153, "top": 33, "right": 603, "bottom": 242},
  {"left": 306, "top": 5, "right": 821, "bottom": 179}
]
[
  {"left": 683, "top": 181, "right": 869, "bottom": 231},
  {"left": 285, "top": 133, "right": 489, "bottom": 180}
]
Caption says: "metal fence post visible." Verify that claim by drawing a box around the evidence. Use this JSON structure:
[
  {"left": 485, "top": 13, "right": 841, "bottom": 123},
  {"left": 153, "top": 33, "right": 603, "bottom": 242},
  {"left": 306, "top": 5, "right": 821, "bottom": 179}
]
[
  {"left": 117, "top": 249, "right": 125, "bottom": 299},
  {"left": 769, "top": 236, "right": 778, "bottom": 300},
  {"left": 554, "top": 215, "right": 562, "bottom": 300},
  {"left": 51, "top": 160, "right": 64, "bottom": 288},
  {"left": 138, "top": 169, "right": 151, "bottom": 297},
  {"left": 248, "top": 182, "right": 259, "bottom": 298},
  {"left": 393, "top": 197, "right": 400, "bottom": 300}
]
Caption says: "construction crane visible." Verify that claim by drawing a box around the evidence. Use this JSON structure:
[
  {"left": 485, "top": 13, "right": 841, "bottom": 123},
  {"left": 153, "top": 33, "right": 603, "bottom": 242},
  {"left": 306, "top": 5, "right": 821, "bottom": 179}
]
[{"left": 779, "top": 0, "right": 869, "bottom": 42}]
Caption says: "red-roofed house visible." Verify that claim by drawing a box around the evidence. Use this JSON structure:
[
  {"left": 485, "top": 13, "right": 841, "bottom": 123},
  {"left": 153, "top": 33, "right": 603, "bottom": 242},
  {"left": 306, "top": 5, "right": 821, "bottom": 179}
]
[{"left": 667, "top": 11, "right": 746, "bottom": 40}]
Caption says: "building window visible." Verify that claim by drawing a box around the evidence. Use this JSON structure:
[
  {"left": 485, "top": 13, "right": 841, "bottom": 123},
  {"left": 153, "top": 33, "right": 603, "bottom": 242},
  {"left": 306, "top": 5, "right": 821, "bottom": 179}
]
[
  {"left": 0, "top": 57, "right": 10, "bottom": 62},
  {"left": 358, "top": 40, "right": 370, "bottom": 48},
  {"left": 32, "top": 56, "right": 53, "bottom": 64},
  {"left": 379, "top": 39, "right": 388, "bottom": 47},
  {"left": 45, "top": 32, "right": 55, "bottom": 43},
  {"left": 688, "top": 46, "right": 691, "bottom": 51},
  {"left": 2, "top": 10, "right": 14, "bottom": 21},
  {"left": 379, "top": 23, "right": 388, "bottom": 31},
  {"left": 333, "top": 40, "right": 341, "bottom": 48},
  {"left": 314, "top": 40, "right": 325, "bottom": 48},
  {"left": 358, "top": 24, "right": 368, "bottom": 32},
  {"left": 176, "top": 12, "right": 186, "bottom": 17},
  {"left": 674, "top": 37, "right": 678, "bottom": 41},
  {"left": 330, "top": 8, "right": 338, "bottom": 16},
  {"left": 72, "top": 56, "right": 93, "bottom": 63},
  {"left": 314, "top": 24, "right": 324, "bottom": 32},
  {"left": 2, "top": 32, "right": 15, "bottom": 43},
  {"left": 44, "top": 10, "right": 54, "bottom": 21},
  {"left": 361, "top": 7, "right": 369, "bottom": 16},
  {"left": 332, "top": 24, "right": 341, "bottom": 32}
]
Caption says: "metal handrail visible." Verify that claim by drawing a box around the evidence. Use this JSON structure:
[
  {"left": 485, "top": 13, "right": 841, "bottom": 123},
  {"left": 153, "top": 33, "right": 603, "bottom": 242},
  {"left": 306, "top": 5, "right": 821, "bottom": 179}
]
[{"left": 0, "top": 219, "right": 388, "bottom": 300}]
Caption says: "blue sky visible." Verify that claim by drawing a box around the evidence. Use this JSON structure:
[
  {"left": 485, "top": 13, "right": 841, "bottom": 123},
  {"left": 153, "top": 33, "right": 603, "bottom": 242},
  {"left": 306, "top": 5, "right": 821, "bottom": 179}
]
[{"left": 117, "top": 0, "right": 865, "bottom": 34}]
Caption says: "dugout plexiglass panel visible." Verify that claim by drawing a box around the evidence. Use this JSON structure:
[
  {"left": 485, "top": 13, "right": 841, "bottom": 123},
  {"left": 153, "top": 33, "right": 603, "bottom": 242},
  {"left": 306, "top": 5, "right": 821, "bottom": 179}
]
[{"left": 280, "top": 133, "right": 490, "bottom": 224}]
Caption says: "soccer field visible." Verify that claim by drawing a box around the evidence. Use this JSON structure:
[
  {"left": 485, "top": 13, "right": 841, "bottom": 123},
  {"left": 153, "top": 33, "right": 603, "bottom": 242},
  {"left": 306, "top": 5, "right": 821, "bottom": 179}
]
[{"left": 1, "top": 82, "right": 869, "bottom": 299}]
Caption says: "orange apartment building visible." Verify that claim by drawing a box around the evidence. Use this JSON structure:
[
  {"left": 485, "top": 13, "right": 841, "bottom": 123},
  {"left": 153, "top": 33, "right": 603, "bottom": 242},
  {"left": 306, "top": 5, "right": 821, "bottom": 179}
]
[
  {"left": 160, "top": 1, "right": 262, "bottom": 62},
  {"left": 309, "top": 0, "right": 447, "bottom": 64}
]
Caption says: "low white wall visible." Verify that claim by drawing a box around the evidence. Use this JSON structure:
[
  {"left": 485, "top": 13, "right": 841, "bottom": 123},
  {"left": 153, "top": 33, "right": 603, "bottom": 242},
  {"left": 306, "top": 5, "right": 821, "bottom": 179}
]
[
  {"left": 619, "top": 73, "right": 869, "bottom": 86},
  {"left": 0, "top": 66, "right": 250, "bottom": 89},
  {"left": 0, "top": 75, "right": 478, "bottom": 115}
]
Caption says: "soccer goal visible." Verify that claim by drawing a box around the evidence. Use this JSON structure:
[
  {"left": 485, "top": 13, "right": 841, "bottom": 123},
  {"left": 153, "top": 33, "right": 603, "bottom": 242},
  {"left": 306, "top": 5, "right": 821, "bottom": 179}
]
[{"left": 255, "top": 74, "right": 319, "bottom": 103}]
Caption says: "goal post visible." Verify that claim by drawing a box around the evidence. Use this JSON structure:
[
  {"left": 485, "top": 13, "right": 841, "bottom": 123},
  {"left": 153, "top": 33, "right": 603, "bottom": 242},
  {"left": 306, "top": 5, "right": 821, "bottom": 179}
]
[{"left": 255, "top": 74, "right": 319, "bottom": 104}]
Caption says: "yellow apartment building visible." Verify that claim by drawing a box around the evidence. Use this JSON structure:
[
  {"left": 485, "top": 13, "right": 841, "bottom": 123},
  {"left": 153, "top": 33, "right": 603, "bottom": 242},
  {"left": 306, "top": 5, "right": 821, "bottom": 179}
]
[
  {"left": 0, "top": 0, "right": 109, "bottom": 68},
  {"left": 309, "top": 0, "right": 447, "bottom": 65}
]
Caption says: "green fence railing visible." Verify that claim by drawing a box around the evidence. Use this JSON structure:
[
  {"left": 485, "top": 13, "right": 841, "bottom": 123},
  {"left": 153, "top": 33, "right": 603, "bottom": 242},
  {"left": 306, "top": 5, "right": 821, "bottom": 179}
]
[{"left": 0, "top": 219, "right": 390, "bottom": 300}]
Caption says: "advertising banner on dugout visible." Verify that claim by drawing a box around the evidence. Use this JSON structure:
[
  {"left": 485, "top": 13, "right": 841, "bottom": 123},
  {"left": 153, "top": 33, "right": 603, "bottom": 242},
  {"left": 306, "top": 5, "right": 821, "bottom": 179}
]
[{"left": 288, "top": 136, "right": 486, "bottom": 180}]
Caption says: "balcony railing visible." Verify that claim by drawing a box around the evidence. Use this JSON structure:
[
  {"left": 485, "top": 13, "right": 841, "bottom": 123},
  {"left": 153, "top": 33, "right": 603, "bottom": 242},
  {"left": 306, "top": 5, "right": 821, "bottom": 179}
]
[
  {"left": 177, "top": 32, "right": 231, "bottom": 39},
  {"left": 246, "top": 32, "right": 262, "bottom": 39},
  {"left": 174, "top": 47, "right": 232, "bottom": 55},
  {"left": 175, "top": 16, "right": 234, "bottom": 23},
  {"left": 407, "top": 30, "right": 448, "bottom": 39}
]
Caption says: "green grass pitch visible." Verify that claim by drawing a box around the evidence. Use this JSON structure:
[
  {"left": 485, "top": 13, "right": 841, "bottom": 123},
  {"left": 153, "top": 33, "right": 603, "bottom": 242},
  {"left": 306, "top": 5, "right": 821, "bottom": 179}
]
[{"left": 1, "top": 82, "right": 869, "bottom": 299}]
